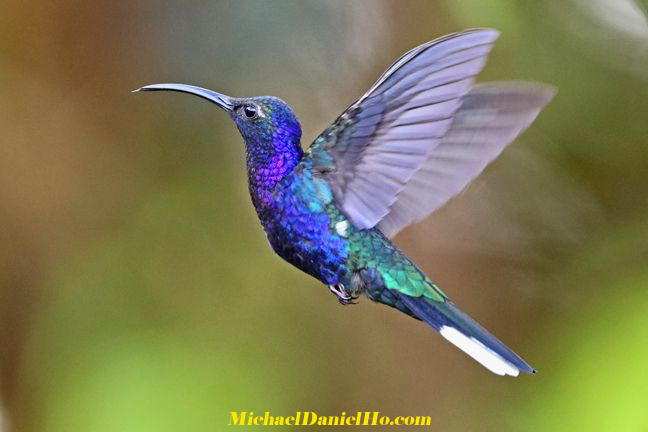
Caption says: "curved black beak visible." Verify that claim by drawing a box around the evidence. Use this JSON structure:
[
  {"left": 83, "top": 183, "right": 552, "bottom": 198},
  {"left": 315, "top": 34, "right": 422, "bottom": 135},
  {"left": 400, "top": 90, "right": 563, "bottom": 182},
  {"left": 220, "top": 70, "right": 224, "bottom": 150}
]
[{"left": 133, "top": 83, "right": 233, "bottom": 111}]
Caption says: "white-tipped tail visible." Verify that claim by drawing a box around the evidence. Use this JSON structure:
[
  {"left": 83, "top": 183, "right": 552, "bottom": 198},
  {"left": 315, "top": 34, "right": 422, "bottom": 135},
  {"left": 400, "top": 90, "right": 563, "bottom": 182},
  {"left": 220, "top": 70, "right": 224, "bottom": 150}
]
[{"left": 440, "top": 326, "right": 520, "bottom": 376}]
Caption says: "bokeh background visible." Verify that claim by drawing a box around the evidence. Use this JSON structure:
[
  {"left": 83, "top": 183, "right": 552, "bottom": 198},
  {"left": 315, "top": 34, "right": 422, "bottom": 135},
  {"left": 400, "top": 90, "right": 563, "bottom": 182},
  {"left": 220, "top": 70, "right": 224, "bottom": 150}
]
[{"left": 2, "top": 0, "right": 648, "bottom": 430}]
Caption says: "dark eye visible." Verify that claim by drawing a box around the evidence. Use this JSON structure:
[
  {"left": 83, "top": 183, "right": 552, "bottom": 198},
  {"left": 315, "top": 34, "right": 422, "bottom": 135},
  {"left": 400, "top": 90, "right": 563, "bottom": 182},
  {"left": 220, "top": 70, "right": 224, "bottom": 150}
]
[{"left": 243, "top": 105, "right": 257, "bottom": 118}]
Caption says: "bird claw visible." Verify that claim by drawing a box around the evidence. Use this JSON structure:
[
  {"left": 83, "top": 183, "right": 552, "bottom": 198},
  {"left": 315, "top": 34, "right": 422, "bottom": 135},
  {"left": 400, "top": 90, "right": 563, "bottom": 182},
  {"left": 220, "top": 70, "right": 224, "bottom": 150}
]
[
  {"left": 329, "top": 283, "right": 358, "bottom": 305},
  {"left": 340, "top": 297, "right": 358, "bottom": 305}
]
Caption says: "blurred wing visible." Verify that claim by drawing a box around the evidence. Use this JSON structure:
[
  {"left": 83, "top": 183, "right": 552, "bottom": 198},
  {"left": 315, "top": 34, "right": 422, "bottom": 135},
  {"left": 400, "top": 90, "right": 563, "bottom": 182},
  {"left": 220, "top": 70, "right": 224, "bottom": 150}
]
[
  {"left": 378, "top": 82, "right": 556, "bottom": 238},
  {"left": 307, "top": 29, "right": 500, "bottom": 229}
]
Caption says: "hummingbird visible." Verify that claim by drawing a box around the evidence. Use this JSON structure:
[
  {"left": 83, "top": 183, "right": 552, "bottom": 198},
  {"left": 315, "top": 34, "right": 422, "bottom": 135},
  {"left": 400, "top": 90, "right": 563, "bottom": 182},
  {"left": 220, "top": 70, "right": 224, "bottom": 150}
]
[{"left": 135, "top": 29, "right": 554, "bottom": 376}]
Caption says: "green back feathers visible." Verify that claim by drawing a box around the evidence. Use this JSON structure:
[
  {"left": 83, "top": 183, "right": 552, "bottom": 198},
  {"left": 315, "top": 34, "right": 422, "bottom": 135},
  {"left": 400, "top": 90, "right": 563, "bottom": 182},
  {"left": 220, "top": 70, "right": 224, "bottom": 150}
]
[{"left": 348, "top": 230, "right": 446, "bottom": 302}]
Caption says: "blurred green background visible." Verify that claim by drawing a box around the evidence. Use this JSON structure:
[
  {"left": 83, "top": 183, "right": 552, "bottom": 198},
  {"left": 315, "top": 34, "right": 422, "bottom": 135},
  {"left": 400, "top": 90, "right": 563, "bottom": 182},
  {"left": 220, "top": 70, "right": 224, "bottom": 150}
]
[{"left": 1, "top": 0, "right": 648, "bottom": 430}]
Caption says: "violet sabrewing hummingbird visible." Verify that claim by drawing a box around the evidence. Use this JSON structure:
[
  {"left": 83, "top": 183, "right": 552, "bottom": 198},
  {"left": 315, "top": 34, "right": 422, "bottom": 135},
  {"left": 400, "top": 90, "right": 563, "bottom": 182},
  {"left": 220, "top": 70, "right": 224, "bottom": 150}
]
[{"left": 135, "top": 29, "right": 554, "bottom": 376}]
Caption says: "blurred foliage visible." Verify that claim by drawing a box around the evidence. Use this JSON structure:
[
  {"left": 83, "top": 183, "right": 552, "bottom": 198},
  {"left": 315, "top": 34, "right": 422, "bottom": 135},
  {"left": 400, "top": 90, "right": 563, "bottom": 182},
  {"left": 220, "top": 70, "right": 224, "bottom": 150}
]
[{"left": 1, "top": 0, "right": 647, "bottom": 431}]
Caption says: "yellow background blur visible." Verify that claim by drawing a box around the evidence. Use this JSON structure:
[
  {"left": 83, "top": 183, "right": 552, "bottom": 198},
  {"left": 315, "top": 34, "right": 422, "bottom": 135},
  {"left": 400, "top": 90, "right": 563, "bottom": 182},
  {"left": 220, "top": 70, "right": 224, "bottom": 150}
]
[{"left": 1, "top": 0, "right": 647, "bottom": 430}]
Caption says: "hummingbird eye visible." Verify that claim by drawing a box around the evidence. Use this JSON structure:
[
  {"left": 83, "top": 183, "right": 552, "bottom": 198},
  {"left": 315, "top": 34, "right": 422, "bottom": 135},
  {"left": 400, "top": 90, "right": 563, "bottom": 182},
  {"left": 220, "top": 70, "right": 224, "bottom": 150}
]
[{"left": 243, "top": 104, "right": 258, "bottom": 119}]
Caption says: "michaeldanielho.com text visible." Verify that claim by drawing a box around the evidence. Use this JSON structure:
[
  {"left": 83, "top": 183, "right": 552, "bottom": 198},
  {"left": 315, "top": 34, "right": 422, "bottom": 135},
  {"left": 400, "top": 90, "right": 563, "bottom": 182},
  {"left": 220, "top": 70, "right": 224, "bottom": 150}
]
[{"left": 229, "top": 412, "right": 432, "bottom": 426}]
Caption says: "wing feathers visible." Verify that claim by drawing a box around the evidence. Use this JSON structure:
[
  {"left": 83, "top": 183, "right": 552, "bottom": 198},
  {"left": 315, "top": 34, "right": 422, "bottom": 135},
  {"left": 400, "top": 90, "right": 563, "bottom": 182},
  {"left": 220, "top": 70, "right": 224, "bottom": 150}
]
[
  {"left": 305, "top": 30, "right": 552, "bottom": 233},
  {"left": 378, "top": 82, "right": 556, "bottom": 237},
  {"left": 361, "top": 29, "right": 500, "bottom": 103}
]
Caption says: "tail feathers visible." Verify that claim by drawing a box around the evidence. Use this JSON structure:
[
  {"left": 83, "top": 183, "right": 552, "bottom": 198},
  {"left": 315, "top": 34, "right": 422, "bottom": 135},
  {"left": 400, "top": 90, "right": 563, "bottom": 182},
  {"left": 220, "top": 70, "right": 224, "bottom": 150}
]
[{"left": 397, "top": 293, "right": 534, "bottom": 376}]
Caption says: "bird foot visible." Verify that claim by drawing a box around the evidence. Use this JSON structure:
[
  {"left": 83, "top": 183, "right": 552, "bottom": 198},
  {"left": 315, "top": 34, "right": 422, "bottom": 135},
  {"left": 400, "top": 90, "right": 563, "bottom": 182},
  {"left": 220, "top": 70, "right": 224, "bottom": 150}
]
[{"left": 328, "top": 283, "right": 358, "bottom": 305}]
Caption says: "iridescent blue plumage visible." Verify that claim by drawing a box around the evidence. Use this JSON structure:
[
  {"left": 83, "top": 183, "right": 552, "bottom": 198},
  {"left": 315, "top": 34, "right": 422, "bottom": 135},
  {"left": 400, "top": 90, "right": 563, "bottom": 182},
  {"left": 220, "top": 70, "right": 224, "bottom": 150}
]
[
  {"left": 259, "top": 160, "right": 350, "bottom": 286},
  {"left": 135, "top": 28, "right": 555, "bottom": 376},
  {"left": 227, "top": 97, "right": 350, "bottom": 285}
]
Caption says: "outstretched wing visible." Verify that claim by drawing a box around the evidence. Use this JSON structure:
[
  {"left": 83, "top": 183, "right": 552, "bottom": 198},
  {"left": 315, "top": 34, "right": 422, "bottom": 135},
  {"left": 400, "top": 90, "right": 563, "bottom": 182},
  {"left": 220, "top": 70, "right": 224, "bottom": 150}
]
[
  {"left": 306, "top": 29, "right": 500, "bottom": 229},
  {"left": 378, "top": 82, "right": 556, "bottom": 238}
]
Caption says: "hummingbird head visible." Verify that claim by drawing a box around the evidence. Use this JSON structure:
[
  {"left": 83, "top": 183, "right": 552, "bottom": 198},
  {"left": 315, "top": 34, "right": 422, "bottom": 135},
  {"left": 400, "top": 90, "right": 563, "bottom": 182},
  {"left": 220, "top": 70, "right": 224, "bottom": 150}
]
[
  {"left": 134, "top": 83, "right": 304, "bottom": 193},
  {"left": 228, "top": 96, "right": 302, "bottom": 153}
]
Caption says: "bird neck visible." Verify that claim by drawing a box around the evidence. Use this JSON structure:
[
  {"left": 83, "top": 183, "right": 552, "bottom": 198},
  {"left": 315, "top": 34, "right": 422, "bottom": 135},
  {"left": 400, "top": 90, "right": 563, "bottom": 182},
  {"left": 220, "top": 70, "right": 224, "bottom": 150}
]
[{"left": 245, "top": 133, "right": 303, "bottom": 207}]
